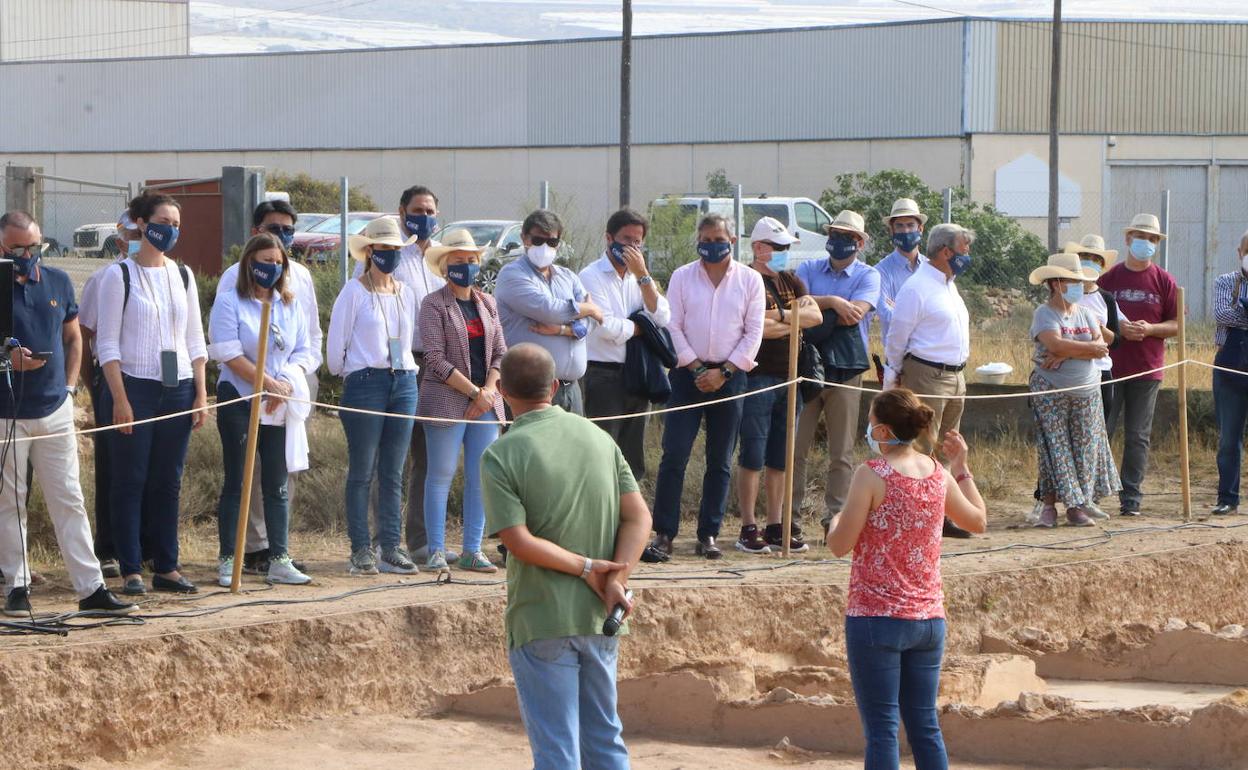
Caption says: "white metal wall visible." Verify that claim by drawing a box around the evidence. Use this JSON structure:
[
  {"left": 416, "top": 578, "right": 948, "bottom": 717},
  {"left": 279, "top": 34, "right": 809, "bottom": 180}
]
[{"left": 0, "top": 0, "right": 188, "bottom": 62}]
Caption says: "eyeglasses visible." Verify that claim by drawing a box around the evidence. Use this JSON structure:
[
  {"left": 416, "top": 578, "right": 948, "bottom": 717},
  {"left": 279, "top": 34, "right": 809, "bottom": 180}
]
[
  {"left": 2, "top": 244, "right": 43, "bottom": 258},
  {"left": 269, "top": 322, "right": 286, "bottom": 352},
  {"left": 529, "top": 235, "right": 561, "bottom": 248},
  {"left": 263, "top": 224, "right": 296, "bottom": 238}
]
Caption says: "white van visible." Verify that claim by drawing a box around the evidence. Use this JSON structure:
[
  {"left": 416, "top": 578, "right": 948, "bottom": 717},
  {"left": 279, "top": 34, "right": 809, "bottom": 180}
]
[{"left": 649, "top": 195, "right": 835, "bottom": 269}]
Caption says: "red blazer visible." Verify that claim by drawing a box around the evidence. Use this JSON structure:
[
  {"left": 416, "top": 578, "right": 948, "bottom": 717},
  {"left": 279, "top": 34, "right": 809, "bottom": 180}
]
[{"left": 417, "top": 285, "right": 507, "bottom": 421}]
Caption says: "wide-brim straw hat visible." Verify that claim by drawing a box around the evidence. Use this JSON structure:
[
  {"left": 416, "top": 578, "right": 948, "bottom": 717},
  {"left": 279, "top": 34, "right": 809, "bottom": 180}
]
[
  {"left": 424, "top": 228, "right": 485, "bottom": 276},
  {"left": 1029, "top": 252, "right": 1100, "bottom": 285},
  {"left": 825, "top": 209, "right": 870, "bottom": 241},
  {"left": 1124, "top": 213, "right": 1167, "bottom": 240},
  {"left": 882, "top": 197, "right": 929, "bottom": 227},
  {"left": 347, "top": 216, "right": 416, "bottom": 261},
  {"left": 1063, "top": 234, "right": 1118, "bottom": 270}
]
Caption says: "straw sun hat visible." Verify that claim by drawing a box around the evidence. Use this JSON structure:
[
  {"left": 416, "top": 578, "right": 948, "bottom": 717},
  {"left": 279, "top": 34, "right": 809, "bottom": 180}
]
[
  {"left": 1062, "top": 234, "right": 1118, "bottom": 270},
  {"left": 347, "top": 216, "right": 416, "bottom": 262},
  {"left": 825, "top": 209, "right": 870, "bottom": 241},
  {"left": 1028, "top": 252, "right": 1099, "bottom": 285},
  {"left": 882, "top": 197, "right": 929, "bottom": 227},
  {"left": 423, "top": 228, "right": 486, "bottom": 277},
  {"left": 1123, "top": 213, "right": 1167, "bottom": 240}
]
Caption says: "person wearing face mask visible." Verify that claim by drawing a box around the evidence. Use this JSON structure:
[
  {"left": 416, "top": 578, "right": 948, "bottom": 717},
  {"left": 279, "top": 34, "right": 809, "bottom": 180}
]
[
  {"left": 647, "top": 214, "right": 765, "bottom": 561},
  {"left": 875, "top": 198, "right": 928, "bottom": 347},
  {"left": 209, "top": 234, "right": 316, "bottom": 586},
  {"left": 1063, "top": 235, "right": 1123, "bottom": 424},
  {"left": 216, "top": 200, "right": 322, "bottom": 576},
  {"left": 0, "top": 211, "right": 136, "bottom": 618},
  {"left": 826, "top": 388, "right": 985, "bottom": 770},
  {"left": 1207, "top": 229, "right": 1248, "bottom": 517},
  {"left": 77, "top": 209, "right": 141, "bottom": 579},
  {"left": 495, "top": 209, "right": 603, "bottom": 416},
  {"left": 1026, "top": 254, "right": 1119, "bottom": 528},
  {"left": 328, "top": 217, "right": 421, "bottom": 576},
  {"left": 733, "top": 216, "right": 822, "bottom": 555},
  {"left": 1096, "top": 214, "right": 1179, "bottom": 517},
  {"left": 417, "top": 229, "right": 507, "bottom": 574},
  {"left": 353, "top": 186, "right": 446, "bottom": 562},
  {"left": 793, "top": 210, "right": 881, "bottom": 537},
  {"left": 578, "top": 209, "right": 671, "bottom": 480},
  {"left": 96, "top": 193, "right": 209, "bottom": 596}
]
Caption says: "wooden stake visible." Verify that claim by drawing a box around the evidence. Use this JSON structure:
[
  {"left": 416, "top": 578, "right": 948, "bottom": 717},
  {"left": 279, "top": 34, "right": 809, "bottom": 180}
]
[
  {"left": 781, "top": 298, "right": 801, "bottom": 559},
  {"left": 231, "top": 299, "right": 272, "bottom": 592},
  {"left": 1177, "top": 286, "right": 1191, "bottom": 522}
]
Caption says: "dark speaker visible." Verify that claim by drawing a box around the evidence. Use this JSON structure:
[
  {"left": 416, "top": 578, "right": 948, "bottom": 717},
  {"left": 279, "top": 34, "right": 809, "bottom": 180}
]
[{"left": 0, "top": 259, "right": 12, "bottom": 344}]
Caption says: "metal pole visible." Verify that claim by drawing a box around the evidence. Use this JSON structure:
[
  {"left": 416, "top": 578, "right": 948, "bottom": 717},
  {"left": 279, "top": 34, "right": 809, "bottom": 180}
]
[
  {"left": 230, "top": 300, "right": 273, "bottom": 592},
  {"left": 539, "top": 180, "right": 550, "bottom": 210},
  {"left": 1159, "top": 189, "right": 1171, "bottom": 271},
  {"left": 619, "top": 0, "right": 632, "bottom": 208},
  {"left": 1177, "top": 286, "right": 1191, "bottom": 522},
  {"left": 733, "top": 184, "right": 744, "bottom": 261},
  {"left": 942, "top": 187, "right": 953, "bottom": 224},
  {"left": 339, "top": 176, "right": 350, "bottom": 285},
  {"left": 780, "top": 298, "right": 801, "bottom": 559},
  {"left": 1047, "top": 0, "right": 1063, "bottom": 253}
]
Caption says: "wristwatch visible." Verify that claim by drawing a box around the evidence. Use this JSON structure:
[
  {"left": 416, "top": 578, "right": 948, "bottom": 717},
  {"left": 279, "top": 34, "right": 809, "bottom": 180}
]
[
  {"left": 638, "top": 274, "right": 653, "bottom": 287},
  {"left": 721, "top": 364, "right": 736, "bottom": 380},
  {"left": 580, "top": 556, "right": 593, "bottom": 580},
  {"left": 470, "top": 386, "right": 482, "bottom": 400},
  {"left": 66, "top": 385, "right": 78, "bottom": 395}
]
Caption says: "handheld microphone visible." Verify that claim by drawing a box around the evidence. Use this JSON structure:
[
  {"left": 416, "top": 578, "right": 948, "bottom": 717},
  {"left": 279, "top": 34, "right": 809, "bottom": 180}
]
[{"left": 601, "top": 590, "right": 634, "bottom": 637}]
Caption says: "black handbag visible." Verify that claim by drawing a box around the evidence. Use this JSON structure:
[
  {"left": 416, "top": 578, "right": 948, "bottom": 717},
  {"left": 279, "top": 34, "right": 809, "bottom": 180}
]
[{"left": 763, "top": 280, "right": 826, "bottom": 402}]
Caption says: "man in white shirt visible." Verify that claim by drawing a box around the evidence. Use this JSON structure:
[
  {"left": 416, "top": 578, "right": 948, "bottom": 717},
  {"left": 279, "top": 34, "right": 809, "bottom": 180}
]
[
  {"left": 578, "top": 209, "right": 671, "bottom": 480},
  {"left": 351, "top": 186, "right": 447, "bottom": 560}
]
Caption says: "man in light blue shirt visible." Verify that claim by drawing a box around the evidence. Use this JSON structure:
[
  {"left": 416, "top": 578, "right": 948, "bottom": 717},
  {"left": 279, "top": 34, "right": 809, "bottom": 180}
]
[
  {"left": 875, "top": 197, "right": 929, "bottom": 346},
  {"left": 494, "top": 209, "right": 604, "bottom": 415},
  {"left": 793, "top": 210, "right": 880, "bottom": 530}
]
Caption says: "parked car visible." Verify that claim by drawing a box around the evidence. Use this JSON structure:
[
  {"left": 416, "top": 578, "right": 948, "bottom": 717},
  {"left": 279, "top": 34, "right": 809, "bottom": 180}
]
[
  {"left": 72, "top": 222, "right": 119, "bottom": 258},
  {"left": 430, "top": 219, "right": 523, "bottom": 293},
  {"left": 648, "top": 195, "right": 835, "bottom": 270},
  {"left": 294, "top": 213, "right": 334, "bottom": 232},
  {"left": 291, "top": 212, "right": 387, "bottom": 263}
]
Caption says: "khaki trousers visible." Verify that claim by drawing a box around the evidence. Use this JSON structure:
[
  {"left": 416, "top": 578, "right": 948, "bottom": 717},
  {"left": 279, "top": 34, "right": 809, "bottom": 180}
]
[
  {"left": 898, "top": 360, "right": 965, "bottom": 457},
  {"left": 793, "top": 375, "right": 862, "bottom": 525}
]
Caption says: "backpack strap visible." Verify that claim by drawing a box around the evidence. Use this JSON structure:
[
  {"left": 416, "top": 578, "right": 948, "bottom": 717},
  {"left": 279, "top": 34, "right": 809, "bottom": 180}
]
[
  {"left": 121, "top": 261, "right": 131, "bottom": 312},
  {"left": 179, "top": 263, "right": 190, "bottom": 291}
]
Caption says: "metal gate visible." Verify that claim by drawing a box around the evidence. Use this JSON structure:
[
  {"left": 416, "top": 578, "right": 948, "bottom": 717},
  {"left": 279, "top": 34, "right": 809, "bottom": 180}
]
[{"left": 33, "top": 173, "right": 132, "bottom": 259}]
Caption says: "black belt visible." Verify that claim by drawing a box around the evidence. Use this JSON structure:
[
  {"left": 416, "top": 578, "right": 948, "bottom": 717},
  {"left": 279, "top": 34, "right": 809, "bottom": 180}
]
[
  {"left": 905, "top": 353, "right": 965, "bottom": 373},
  {"left": 587, "top": 361, "right": 624, "bottom": 371},
  {"left": 701, "top": 361, "right": 727, "bottom": 369}
]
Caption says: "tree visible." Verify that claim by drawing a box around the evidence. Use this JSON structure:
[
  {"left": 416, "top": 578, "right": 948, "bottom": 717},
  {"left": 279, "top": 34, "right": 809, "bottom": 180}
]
[
  {"left": 267, "top": 171, "right": 377, "bottom": 213},
  {"left": 705, "top": 168, "right": 733, "bottom": 197},
  {"left": 819, "top": 169, "right": 1046, "bottom": 290}
]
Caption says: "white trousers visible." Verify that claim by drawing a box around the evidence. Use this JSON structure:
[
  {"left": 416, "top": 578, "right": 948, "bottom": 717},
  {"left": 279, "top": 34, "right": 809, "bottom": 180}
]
[{"left": 0, "top": 398, "right": 103, "bottom": 598}]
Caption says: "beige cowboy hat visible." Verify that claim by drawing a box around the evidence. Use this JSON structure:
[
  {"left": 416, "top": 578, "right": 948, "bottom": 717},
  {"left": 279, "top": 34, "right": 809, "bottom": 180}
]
[
  {"left": 348, "top": 216, "right": 416, "bottom": 262},
  {"left": 825, "top": 209, "right": 870, "bottom": 242},
  {"left": 1124, "top": 213, "right": 1167, "bottom": 240},
  {"left": 1029, "top": 252, "right": 1100, "bottom": 285},
  {"left": 1062, "top": 234, "right": 1118, "bottom": 270},
  {"left": 423, "top": 228, "right": 485, "bottom": 276},
  {"left": 882, "top": 197, "right": 929, "bottom": 227}
]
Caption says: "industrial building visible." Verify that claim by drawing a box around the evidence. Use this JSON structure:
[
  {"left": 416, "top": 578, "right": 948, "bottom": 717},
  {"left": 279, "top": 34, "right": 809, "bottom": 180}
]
[
  {"left": 1, "top": 14, "right": 1246, "bottom": 314},
  {"left": 0, "top": 0, "right": 189, "bottom": 61}
]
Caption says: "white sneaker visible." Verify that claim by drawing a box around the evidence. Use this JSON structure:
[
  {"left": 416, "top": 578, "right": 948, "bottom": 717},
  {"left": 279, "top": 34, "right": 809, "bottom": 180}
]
[
  {"left": 426, "top": 550, "right": 450, "bottom": 573},
  {"left": 217, "top": 556, "right": 234, "bottom": 588},
  {"left": 412, "top": 545, "right": 459, "bottom": 562},
  {"left": 266, "top": 555, "right": 312, "bottom": 585},
  {"left": 1085, "top": 501, "right": 1110, "bottom": 520}
]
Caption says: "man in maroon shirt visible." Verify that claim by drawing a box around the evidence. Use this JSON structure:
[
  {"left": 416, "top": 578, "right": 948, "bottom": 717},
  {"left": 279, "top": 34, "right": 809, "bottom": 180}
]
[{"left": 1097, "top": 213, "right": 1178, "bottom": 516}]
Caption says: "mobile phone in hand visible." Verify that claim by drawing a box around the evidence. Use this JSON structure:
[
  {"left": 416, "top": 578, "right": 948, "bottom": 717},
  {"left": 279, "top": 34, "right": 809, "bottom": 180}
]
[{"left": 28, "top": 351, "right": 53, "bottom": 361}]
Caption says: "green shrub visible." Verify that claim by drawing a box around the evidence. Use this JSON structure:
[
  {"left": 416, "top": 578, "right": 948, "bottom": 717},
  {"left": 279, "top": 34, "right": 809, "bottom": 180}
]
[{"left": 268, "top": 171, "right": 377, "bottom": 213}]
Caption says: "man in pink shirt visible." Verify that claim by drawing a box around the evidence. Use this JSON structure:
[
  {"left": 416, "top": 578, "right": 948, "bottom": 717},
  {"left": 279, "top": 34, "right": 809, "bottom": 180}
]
[{"left": 647, "top": 214, "right": 765, "bottom": 560}]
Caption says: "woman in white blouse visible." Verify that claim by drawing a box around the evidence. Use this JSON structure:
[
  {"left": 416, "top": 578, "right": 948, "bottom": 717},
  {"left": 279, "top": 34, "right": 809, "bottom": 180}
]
[
  {"left": 208, "top": 234, "right": 317, "bottom": 587},
  {"left": 326, "top": 217, "right": 420, "bottom": 577},
  {"left": 95, "top": 193, "right": 208, "bottom": 596}
]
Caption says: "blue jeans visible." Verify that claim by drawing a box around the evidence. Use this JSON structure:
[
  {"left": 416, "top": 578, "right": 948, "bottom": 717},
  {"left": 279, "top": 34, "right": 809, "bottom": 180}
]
[
  {"left": 509, "top": 635, "right": 629, "bottom": 770},
  {"left": 339, "top": 368, "right": 417, "bottom": 552},
  {"left": 216, "top": 381, "right": 290, "bottom": 559},
  {"left": 1214, "top": 368, "right": 1248, "bottom": 506},
  {"left": 423, "top": 414, "right": 499, "bottom": 555},
  {"left": 104, "top": 376, "right": 195, "bottom": 577},
  {"left": 653, "top": 367, "right": 748, "bottom": 540},
  {"left": 738, "top": 372, "right": 798, "bottom": 472},
  {"left": 845, "top": 616, "right": 948, "bottom": 770}
]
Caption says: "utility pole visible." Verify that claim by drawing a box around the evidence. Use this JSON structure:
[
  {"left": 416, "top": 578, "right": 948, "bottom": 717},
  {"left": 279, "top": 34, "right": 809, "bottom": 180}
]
[
  {"left": 1047, "top": 0, "right": 1062, "bottom": 253},
  {"left": 619, "top": 0, "right": 633, "bottom": 207}
]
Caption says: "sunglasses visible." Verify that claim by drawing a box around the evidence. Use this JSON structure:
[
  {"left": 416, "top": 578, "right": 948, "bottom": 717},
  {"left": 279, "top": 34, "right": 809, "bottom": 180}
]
[
  {"left": 764, "top": 242, "right": 790, "bottom": 252},
  {"left": 529, "top": 235, "right": 561, "bottom": 248},
  {"left": 3, "top": 244, "right": 43, "bottom": 258},
  {"left": 269, "top": 322, "right": 286, "bottom": 352},
  {"left": 263, "top": 224, "right": 296, "bottom": 238}
]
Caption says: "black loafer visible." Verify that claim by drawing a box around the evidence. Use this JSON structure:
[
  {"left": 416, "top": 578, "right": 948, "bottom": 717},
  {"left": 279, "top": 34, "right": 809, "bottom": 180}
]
[
  {"left": 942, "top": 518, "right": 973, "bottom": 538},
  {"left": 152, "top": 574, "right": 198, "bottom": 594},
  {"left": 695, "top": 537, "right": 723, "bottom": 560},
  {"left": 79, "top": 585, "right": 137, "bottom": 615},
  {"left": 1212, "top": 504, "right": 1237, "bottom": 516},
  {"left": 122, "top": 577, "right": 147, "bottom": 595},
  {"left": 4, "top": 586, "right": 31, "bottom": 617}
]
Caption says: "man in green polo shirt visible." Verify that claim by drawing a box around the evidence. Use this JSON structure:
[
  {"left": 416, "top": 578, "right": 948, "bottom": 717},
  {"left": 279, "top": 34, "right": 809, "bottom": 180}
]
[{"left": 483, "top": 342, "right": 651, "bottom": 770}]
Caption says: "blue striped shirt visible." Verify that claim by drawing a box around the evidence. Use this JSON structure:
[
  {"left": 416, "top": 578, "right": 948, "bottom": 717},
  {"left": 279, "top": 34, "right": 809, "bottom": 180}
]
[
  {"left": 1213, "top": 270, "right": 1248, "bottom": 346},
  {"left": 874, "top": 249, "right": 926, "bottom": 344}
]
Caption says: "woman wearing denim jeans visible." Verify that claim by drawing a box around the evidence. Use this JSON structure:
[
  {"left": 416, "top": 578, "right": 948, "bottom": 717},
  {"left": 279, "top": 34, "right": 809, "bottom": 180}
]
[
  {"left": 417, "top": 228, "right": 505, "bottom": 573},
  {"left": 327, "top": 217, "right": 420, "bottom": 576},
  {"left": 95, "top": 193, "right": 209, "bottom": 596},
  {"left": 826, "top": 389, "right": 986, "bottom": 770},
  {"left": 209, "top": 234, "right": 317, "bottom": 587}
]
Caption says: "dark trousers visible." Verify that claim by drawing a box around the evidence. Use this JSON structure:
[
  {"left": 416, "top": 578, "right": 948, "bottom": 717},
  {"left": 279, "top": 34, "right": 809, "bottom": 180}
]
[
  {"left": 216, "top": 381, "right": 290, "bottom": 559},
  {"left": 652, "top": 367, "right": 748, "bottom": 540},
  {"left": 554, "top": 377, "right": 584, "bottom": 415},
  {"left": 1214, "top": 368, "right": 1248, "bottom": 507},
  {"left": 88, "top": 369, "right": 115, "bottom": 561},
  {"left": 583, "top": 362, "right": 649, "bottom": 480},
  {"left": 105, "top": 376, "right": 194, "bottom": 577},
  {"left": 1105, "top": 377, "right": 1160, "bottom": 512}
]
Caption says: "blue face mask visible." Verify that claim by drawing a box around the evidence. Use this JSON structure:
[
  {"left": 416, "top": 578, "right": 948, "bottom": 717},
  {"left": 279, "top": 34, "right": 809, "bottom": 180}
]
[
  {"left": 1062, "top": 281, "right": 1084, "bottom": 304},
  {"left": 404, "top": 214, "right": 436, "bottom": 241},
  {"left": 447, "top": 262, "right": 480, "bottom": 288},
  {"left": 7, "top": 249, "right": 39, "bottom": 278},
  {"left": 697, "top": 241, "right": 732, "bottom": 264},
  {"left": 892, "top": 231, "right": 922, "bottom": 253},
  {"left": 370, "top": 248, "right": 401, "bottom": 274},
  {"left": 1080, "top": 260, "right": 1101, "bottom": 279},
  {"left": 144, "top": 222, "right": 179, "bottom": 253},
  {"left": 276, "top": 229, "right": 295, "bottom": 250},
  {"left": 251, "top": 260, "right": 283, "bottom": 290},
  {"left": 767, "top": 249, "right": 790, "bottom": 272},
  {"left": 127, "top": 238, "right": 141, "bottom": 256},
  {"left": 865, "top": 423, "right": 909, "bottom": 455},
  {"left": 608, "top": 241, "right": 628, "bottom": 266},
  {"left": 826, "top": 236, "right": 858, "bottom": 262},
  {"left": 1130, "top": 238, "right": 1157, "bottom": 261},
  {"left": 949, "top": 251, "right": 972, "bottom": 277}
]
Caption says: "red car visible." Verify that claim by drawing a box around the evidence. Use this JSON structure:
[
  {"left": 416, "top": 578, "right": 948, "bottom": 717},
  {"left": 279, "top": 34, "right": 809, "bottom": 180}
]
[{"left": 291, "top": 212, "right": 387, "bottom": 263}]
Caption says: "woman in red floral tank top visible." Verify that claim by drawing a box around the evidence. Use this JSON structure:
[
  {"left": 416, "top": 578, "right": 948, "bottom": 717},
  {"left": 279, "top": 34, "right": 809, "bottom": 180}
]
[{"left": 825, "top": 388, "right": 987, "bottom": 770}]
